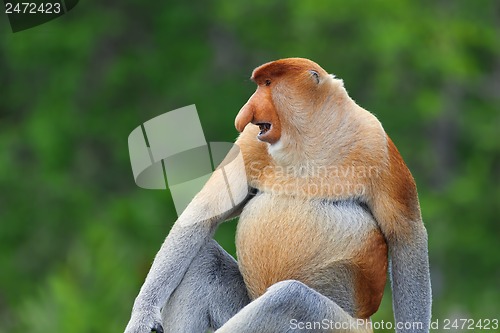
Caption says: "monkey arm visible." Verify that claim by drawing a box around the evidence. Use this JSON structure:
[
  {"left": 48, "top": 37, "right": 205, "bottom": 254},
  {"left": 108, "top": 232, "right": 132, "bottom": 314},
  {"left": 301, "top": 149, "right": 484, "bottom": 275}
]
[
  {"left": 372, "top": 197, "right": 431, "bottom": 332},
  {"left": 389, "top": 224, "right": 431, "bottom": 333},
  {"left": 371, "top": 137, "right": 432, "bottom": 332},
  {"left": 124, "top": 145, "right": 250, "bottom": 333}
]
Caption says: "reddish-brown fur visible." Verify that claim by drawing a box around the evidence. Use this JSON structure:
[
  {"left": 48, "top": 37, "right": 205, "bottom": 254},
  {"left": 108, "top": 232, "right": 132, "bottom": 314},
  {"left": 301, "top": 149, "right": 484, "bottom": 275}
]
[
  {"left": 353, "top": 230, "right": 388, "bottom": 318},
  {"left": 233, "top": 58, "right": 422, "bottom": 321}
]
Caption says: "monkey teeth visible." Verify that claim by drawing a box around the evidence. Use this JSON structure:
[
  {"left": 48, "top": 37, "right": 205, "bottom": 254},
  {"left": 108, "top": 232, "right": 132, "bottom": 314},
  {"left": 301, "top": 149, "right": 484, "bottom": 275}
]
[{"left": 257, "top": 123, "right": 271, "bottom": 135}]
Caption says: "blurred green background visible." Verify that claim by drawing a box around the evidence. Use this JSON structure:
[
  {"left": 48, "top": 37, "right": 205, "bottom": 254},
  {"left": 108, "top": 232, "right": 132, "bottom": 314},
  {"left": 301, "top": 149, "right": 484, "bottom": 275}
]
[{"left": 1, "top": 1, "right": 499, "bottom": 332}]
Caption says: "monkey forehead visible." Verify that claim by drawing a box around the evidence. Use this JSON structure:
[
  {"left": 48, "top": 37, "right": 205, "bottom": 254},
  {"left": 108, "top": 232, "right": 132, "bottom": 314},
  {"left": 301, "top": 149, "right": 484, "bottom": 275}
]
[{"left": 251, "top": 58, "right": 327, "bottom": 84}]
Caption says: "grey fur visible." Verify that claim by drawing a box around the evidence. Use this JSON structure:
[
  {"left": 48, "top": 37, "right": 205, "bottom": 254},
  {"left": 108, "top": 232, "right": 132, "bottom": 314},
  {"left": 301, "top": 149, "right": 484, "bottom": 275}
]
[
  {"left": 159, "top": 238, "right": 370, "bottom": 333},
  {"left": 123, "top": 199, "right": 248, "bottom": 333},
  {"left": 161, "top": 239, "right": 249, "bottom": 332},
  {"left": 124, "top": 200, "right": 395, "bottom": 333},
  {"left": 389, "top": 224, "right": 432, "bottom": 333},
  {"left": 124, "top": 196, "right": 431, "bottom": 333},
  {"left": 216, "top": 280, "right": 364, "bottom": 333}
]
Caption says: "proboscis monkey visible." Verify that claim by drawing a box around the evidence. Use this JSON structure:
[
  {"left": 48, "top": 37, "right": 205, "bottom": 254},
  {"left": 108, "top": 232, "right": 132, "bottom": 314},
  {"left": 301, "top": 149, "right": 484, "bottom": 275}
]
[{"left": 124, "top": 58, "right": 431, "bottom": 333}]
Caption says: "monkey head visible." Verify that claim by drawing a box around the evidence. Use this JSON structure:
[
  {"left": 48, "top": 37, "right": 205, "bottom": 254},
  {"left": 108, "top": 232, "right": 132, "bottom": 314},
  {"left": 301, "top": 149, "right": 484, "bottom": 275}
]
[{"left": 235, "top": 58, "right": 343, "bottom": 150}]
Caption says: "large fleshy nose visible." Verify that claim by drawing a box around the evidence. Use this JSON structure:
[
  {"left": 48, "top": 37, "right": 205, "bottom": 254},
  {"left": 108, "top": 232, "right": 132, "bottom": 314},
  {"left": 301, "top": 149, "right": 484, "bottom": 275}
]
[
  {"left": 235, "top": 95, "right": 256, "bottom": 132},
  {"left": 233, "top": 90, "right": 281, "bottom": 144}
]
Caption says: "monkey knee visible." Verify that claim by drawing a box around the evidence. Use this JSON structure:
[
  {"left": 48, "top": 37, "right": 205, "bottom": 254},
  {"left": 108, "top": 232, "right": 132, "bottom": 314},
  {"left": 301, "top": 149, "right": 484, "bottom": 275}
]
[
  {"left": 263, "top": 280, "right": 335, "bottom": 316},
  {"left": 262, "top": 280, "right": 313, "bottom": 311},
  {"left": 267, "top": 280, "right": 308, "bottom": 296}
]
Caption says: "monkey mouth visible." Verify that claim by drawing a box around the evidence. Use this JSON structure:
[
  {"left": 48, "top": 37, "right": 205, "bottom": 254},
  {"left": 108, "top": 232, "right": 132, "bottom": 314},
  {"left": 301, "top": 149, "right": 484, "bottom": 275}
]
[{"left": 256, "top": 123, "right": 271, "bottom": 136}]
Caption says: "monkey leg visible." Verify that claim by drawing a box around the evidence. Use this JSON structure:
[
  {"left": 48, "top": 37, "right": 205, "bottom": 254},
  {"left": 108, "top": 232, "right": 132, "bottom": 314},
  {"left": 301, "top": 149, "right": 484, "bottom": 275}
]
[
  {"left": 160, "top": 239, "right": 250, "bottom": 333},
  {"left": 214, "top": 280, "right": 373, "bottom": 333}
]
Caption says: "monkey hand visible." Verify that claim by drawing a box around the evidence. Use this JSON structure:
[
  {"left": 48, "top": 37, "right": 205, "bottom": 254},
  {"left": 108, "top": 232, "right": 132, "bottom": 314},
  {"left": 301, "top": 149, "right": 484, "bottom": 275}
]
[{"left": 124, "top": 307, "right": 163, "bottom": 333}]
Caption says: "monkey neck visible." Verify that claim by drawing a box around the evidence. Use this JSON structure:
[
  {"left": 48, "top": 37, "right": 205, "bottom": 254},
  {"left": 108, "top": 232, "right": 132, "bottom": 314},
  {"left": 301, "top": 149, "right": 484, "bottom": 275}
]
[{"left": 269, "top": 88, "right": 382, "bottom": 171}]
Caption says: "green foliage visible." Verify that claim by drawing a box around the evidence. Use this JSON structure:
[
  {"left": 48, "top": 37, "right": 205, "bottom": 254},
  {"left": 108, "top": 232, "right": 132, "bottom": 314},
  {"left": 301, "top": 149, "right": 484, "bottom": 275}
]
[{"left": 1, "top": 0, "right": 498, "bottom": 331}]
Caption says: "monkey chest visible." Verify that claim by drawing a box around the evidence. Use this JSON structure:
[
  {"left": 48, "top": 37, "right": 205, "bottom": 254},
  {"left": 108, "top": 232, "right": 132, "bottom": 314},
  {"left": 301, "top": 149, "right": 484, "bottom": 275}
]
[{"left": 235, "top": 192, "right": 387, "bottom": 315}]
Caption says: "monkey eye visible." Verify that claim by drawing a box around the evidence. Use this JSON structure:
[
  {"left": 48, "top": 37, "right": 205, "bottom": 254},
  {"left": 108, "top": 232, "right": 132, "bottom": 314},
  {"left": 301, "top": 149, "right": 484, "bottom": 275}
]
[
  {"left": 309, "top": 70, "right": 320, "bottom": 84},
  {"left": 265, "top": 79, "right": 272, "bottom": 86}
]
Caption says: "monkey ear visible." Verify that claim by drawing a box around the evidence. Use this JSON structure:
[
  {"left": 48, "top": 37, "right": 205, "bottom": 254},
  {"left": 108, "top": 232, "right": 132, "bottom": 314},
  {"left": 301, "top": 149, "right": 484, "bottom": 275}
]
[{"left": 309, "top": 70, "right": 320, "bottom": 84}]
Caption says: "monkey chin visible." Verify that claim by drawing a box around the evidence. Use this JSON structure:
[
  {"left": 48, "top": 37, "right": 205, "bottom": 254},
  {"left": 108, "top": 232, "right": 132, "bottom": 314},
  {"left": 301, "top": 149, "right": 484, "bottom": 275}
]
[{"left": 267, "top": 138, "right": 284, "bottom": 156}]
